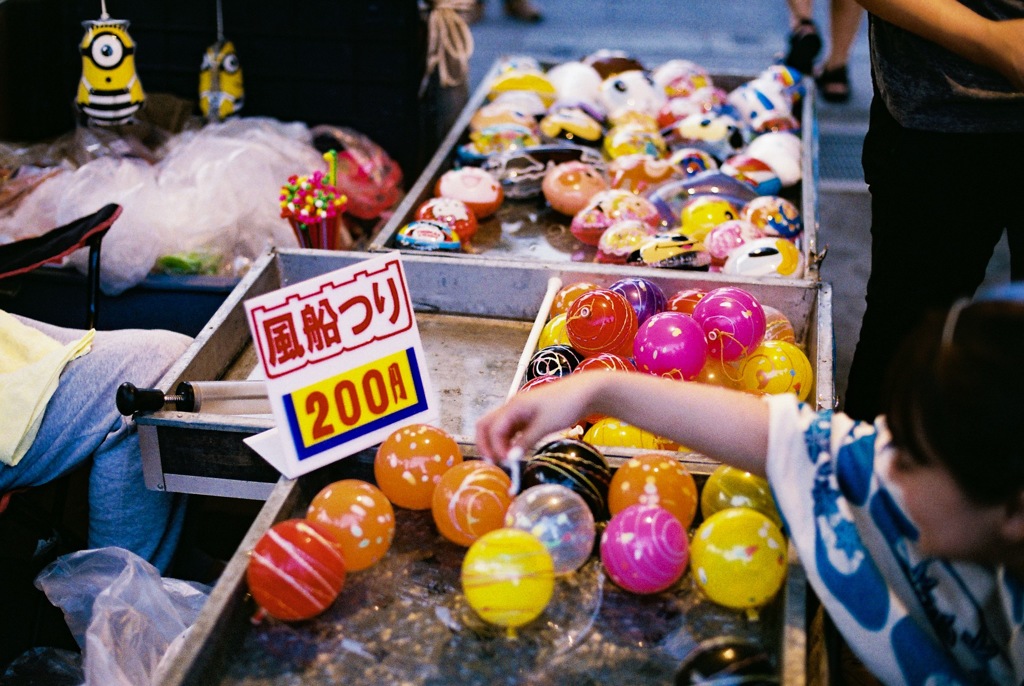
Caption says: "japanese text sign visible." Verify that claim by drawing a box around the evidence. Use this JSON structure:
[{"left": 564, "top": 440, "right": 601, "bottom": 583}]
[{"left": 243, "top": 253, "right": 438, "bottom": 478}]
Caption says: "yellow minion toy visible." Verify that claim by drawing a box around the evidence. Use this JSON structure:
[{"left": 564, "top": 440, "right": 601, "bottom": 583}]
[
  {"left": 199, "top": 40, "right": 244, "bottom": 121},
  {"left": 76, "top": 9, "right": 145, "bottom": 126}
]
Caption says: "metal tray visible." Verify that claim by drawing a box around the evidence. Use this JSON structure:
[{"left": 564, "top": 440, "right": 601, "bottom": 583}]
[{"left": 368, "top": 59, "right": 822, "bottom": 282}]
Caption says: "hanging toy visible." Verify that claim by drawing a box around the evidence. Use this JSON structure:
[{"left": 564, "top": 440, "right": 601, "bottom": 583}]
[
  {"left": 75, "top": 1, "right": 145, "bottom": 126},
  {"left": 198, "top": 0, "right": 244, "bottom": 121}
]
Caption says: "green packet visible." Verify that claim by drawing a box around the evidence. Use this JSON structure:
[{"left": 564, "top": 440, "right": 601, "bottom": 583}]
[{"left": 154, "top": 250, "right": 222, "bottom": 275}]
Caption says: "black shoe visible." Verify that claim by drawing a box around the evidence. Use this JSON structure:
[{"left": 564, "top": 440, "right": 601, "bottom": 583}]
[
  {"left": 784, "top": 18, "right": 822, "bottom": 77},
  {"left": 504, "top": 0, "right": 542, "bottom": 22}
]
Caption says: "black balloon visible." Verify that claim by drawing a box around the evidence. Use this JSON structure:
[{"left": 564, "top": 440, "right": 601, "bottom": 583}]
[{"left": 522, "top": 438, "right": 612, "bottom": 521}]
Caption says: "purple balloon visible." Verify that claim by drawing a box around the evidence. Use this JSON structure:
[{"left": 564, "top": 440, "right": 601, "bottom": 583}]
[
  {"left": 609, "top": 277, "right": 668, "bottom": 324},
  {"left": 633, "top": 311, "right": 708, "bottom": 380},
  {"left": 691, "top": 286, "right": 766, "bottom": 362}
]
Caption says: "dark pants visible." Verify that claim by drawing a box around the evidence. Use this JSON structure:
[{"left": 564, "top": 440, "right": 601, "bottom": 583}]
[{"left": 843, "top": 94, "right": 1024, "bottom": 421}]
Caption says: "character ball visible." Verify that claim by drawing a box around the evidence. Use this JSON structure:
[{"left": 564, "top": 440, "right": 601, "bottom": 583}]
[
  {"left": 703, "top": 219, "right": 765, "bottom": 266},
  {"left": 701, "top": 464, "right": 782, "bottom": 527},
  {"left": 572, "top": 352, "right": 637, "bottom": 374},
  {"left": 609, "top": 276, "right": 668, "bottom": 325},
  {"left": 565, "top": 288, "right": 638, "bottom": 358},
  {"left": 678, "top": 196, "right": 741, "bottom": 241},
  {"left": 633, "top": 311, "right": 708, "bottom": 381},
  {"left": 601, "top": 504, "right": 689, "bottom": 594},
  {"left": 522, "top": 438, "right": 613, "bottom": 521},
  {"left": 723, "top": 236, "right": 804, "bottom": 279},
  {"left": 542, "top": 161, "right": 609, "bottom": 216},
  {"left": 374, "top": 424, "right": 463, "bottom": 510},
  {"left": 416, "top": 196, "right": 479, "bottom": 244},
  {"left": 597, "top": 220, "right": 655, "bottom": 264},
  {"left": 505, "top": 484, "right": 596, "bottom": 574},
  {"left": 690, "top": 508, "right": 787, "bottom": 613},
  {"left": 526, "top": 344, "right": 584, "bottom": 380},
  {"left": 665, "top": 288, "right": 707, "bottom": 315},
  {"left": 690, "top": 287, "right": 766, "bottom": 362},
  {"left": 737, "top": 340, "right": 813, "bottom": 400},
  {"left": 306, "top": 480, "right": 395, "bottom": 571},
  {"left": 570, "top": 189, "right": 662, "bottom": 246},
  {"left": 432, "top": 461, "right": 513, "bottom": 547},
  {"left": 538, "top": 312, "right": 571, "bottom": 349},
  {"left": 462, "top": 528, "right": 556, "bottom": 630},
  {"left": 741, "top": 195, "right": 802, "bottom": 239},
  {"left": 608, "top": 454, "right": 698, "bottom": 528},
  {"left": 584, "top": 417, "right": 677, "bottom": 452},
  {"left": 761, "top": 305, "right": 796, "bottom": 343},
  {"left": 675, "top": 636, "right": 778, "bottom": 685},
  {"left": 247, "top": 519, "right": 346, "bottom": 621},
  {"left": 550, "top": 281, "right": 601, "bottom": 318},
  {"left": 434, "top": 167, "right": 504, "bottom": 219}
]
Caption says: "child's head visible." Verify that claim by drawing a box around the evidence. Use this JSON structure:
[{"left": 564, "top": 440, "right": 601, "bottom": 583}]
[{"left": 885, "top": 284, "right": 1024, "bottom": 508}]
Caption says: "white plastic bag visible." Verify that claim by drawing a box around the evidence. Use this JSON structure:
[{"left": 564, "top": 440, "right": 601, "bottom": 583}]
[{"left": 34, "top": 546, "right": 211, "bottom": 686}]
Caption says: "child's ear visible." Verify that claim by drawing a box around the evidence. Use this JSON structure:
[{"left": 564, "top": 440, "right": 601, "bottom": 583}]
[{"left": 1002, "top": 489, "right": 1024, "bottom": 543}]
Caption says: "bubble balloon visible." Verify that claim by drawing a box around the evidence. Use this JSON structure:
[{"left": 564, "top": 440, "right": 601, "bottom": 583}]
[
  {"left": 538, "top": 312, "right": 571, "bottom": 349},
  {"left": 690, "top": 508, "right": 787, "bottom": 615},
  {"left": 522, "top": 438, "right": 612, "bottom": 521},
  {"left": 505, "top": 484, "right": 596, "bottom": 574},
  {"left": 761, "top": 305, "right": 796, "bottom": 343},
  {"left": 691, "top": 286, "right": 766, "bottom": 362},
  {"left": 608, "top": 453, "right": 699, "bottom": 528},
  {"left": 432, "top": 461, "right": 513, "bottom": 547},
  {"left": 665, "top": 288, "right": 707, "bottom": 315},
  {"left": 601, "top": 504, "right": 689, "bottom": 594},
  {"left": 374, "top": 424, "right": 463, "bottom": 510},
  {"left": 609, "top": 276, "right": 668, "bottom": 324},
  {"left": 701, "top": 464, "right": 782, "bottom": 527},
  {"left": 737, "top": 340, "right": 813, "bottom": 400},
  {"left": 306, "top": 479, "right": 395, "bottom": 571},
  {"left": 550, "top": 281, "right": 601, "bottom": 318},
  {"left": 247, "top": 519, "right": 347, "bottom": 621},
  {"left": 584, "top": 417, "right": 677, "bottom": 452},
  {"left": 565, "top": 288, "right": 638, "bottom": 358},
  {"left": 694, "top": 356, "right": 742, "bottom": 390},
  {"left": 633, "top": 311, "right": 708, "bottom": 380},
  {"left": 572, "top": 352, "right": 637, "bottom": 374},
  {"left": 462, "top": 528, "right": 555, "bottom": 633},
  {"left": 526, "top": 344, "right": 584, "bottom": 380}
]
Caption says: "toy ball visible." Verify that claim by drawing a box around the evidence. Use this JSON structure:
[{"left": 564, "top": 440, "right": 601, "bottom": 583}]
[
  {"left": 395, "top": 219, "right": 462, "bottom": 252},
  {"left": 741, "top": 195, "right": 802, "bottom": 239},
  {"left": 725, "top": 82, "right": 793, "bottom": 130},
  {"left": 492, "top": 89, "right": 548, "bottom": 118},
  {"left": 538, "top": 312, "right": 571, "bottom": 348},
  {"left": 435, "top": 167, "right": 504, "bottom": 219},
  {"left": 565, "top": 288, "right": 638, "bottom": 358},
  {"left": 630, "top": 234, "right": 712, "bottom": 271},
  {"left": 633, "top": 311, "right": 708, "bottom": 380},
  {"left": 744, "top": 132, "right": 802, "bottom": 188},
  {"left": 720, "top": 154, "right": 783, "bottom": 197},
  {"left": 546, "top": 61, "right": 603, "bottom": 108},
  {"left": 374, "top": 423, "right": 463, "bottom": 510},
  {"left": 761, "top": 305, "right": 796, "bottom": 343},
  {"left": 674, "top": 636, "right": 778, "bottom": 685},
  {"left": 572, "top": 351, "right": 637, "bottom": 374},
  {"left": 738, "top": 340, "right": 813, "bottom": 401},
  {"left": 668, "top": 147, "right": 719, "bottom": 178},
  {"left": 679, "top": 195, "right": 740, "bottom": 241},
  {"left": 539, "top": 106, "right": 604, "bottom": 147},
  {"left": 665, "top": 287, "right": 707, "bottom": 315},
  {"left": 247, "top": 519, "right": 346, "bottom": 621},
  {"left": 526, "top": 344, "right": 585, "bottom": 380},
  {"left": 602, "top": 125, "right": 668, "bottom": 160},
  {"left": 695, "top": 356, "right": 743, "bottom": 390},
  {"left": 609, "top": 276, "right": 668, "bottom": 324},
  {"left": 657, "top": 97, "right": 704, "bottom": 129},
  {"left": 416, "top": 196, "right": 479, "bottom": 244},
  {"left": 505, "top": 483, "right": 596, "bottom": 574},
  {"left": 691, "top": 287, "right": 767, "bottom": 362},
  {"left": 690, "top": 508, "right": 788, "bottom": 613},
  {"left": 599, "top": 70, "right": 667, "bottom": 118},
  {"left": 608, "top": 154, "right": 679, "bottom": 195},
  {"left": 596, "top": 220, "right": 656, "bottom": 264},
  {"left": 651, "top": 59, "right": 710, "bottom": 93},
  {"left": 689, "top": 86, "right": 730, "bottom": 114},
  {"left": 609, "top": 453, "right": 699, "bottom": 527},
  {"left": 470, "top": 100, "right": 537, "bottom": 133},
  {"left": 488, "top": 68, "right": 557, "bottom": 107},
  {"left": 601, "top": 504, "right": 689, "bottom": 594},
  {"left": 703, "top": 219, "right": 766, "bottom": 265},
  {"left": 757, "top": 63, "right": 807, "bottom": 103},
  {"left": 723, "top": 236, "right": 805, "bottom": 279},
  {"left": 522, "top": 438, "right": 613, "bottom": 521},
  {"left": 542, "top": 161, "right": 609, "bottom": 216},
  {"left": 461, "top": 528, "right": 555, "bottom": 632},
  {"left": 701, "top": 464, "right": 782, "bottom": 527},
  {"left": 607, "top": 109, "right": 661, "bottom": 132},
  {"left": 665, "top": 113, "right": 747, "bottom": 162},
  {"left": 584, "top": 417, "right": 676, "bottom": 452},
  {"left": 466, "top": 123, "right": 541, "bottom": 159},
  {"left": 306, "top": 480, "right": 395, "bottom": 572},
  {"left": 550, "top": 281, "right": 601, "bottom": 318},
  {"left": 432, "top": 461, "right": 513, "bottom": 547},
  {"left": 582, "top": 49, "right": 645, "bottom": 79}
]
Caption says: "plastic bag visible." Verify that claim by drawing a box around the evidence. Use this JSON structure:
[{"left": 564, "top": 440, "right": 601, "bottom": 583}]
[{"left": 34, "top": 546, "right": 212, "bottom": 686}]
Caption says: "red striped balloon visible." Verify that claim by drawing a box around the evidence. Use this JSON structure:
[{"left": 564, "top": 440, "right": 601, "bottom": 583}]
[{"left": 247, "top": 519, "right": 347, "bottom": 621}]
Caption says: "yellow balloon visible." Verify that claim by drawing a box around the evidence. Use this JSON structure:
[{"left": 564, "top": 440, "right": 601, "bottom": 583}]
[
  {"left": 690, "top": 508, "right": 788, "bottom": 614},
  {"left": 584, "top": 417, "right": 677, "bottom": 451},
  {"left": 538, "top": 312, "right": 571, "bottom": 349},
  {"left": 694, "top": 356, "right": 742, "bottom": 390},
  {"left": 700, "top": 465, "right": 782, "bottom": 527},
  {"left": 462, "top": 528, "right": 555, "bottom": 632},
  {"left": 737, "top": 340, "right": 813, "bottom": 401}
]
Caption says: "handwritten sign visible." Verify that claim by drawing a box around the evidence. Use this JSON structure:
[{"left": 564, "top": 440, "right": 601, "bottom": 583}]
[{"left": 243, "top": 253, "right": 438, "bottom": 478}]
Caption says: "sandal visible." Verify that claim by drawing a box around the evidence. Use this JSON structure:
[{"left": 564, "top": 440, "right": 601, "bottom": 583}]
[
  {"left": 783, "top": 18, "right": 822, "bottom": 77},
  {"left": 816, "top": 65, "right": 852, "bottom": 103}
]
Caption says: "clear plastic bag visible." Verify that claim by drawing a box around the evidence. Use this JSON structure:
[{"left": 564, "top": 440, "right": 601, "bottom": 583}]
[{"left": 34, "top": 546, "right": 211, "bottom": 686}]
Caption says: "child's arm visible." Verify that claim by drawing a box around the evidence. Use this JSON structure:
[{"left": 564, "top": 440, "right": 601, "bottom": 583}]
[{"left": 474, "top": 371, "right": 771, "bottom": 476}]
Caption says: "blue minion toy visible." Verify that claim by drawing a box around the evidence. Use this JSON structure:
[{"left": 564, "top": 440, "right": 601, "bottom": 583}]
[
  {"left": 75, "top": 2, "right": 145, "bottom": 126},
  {"left": 199, "top": 0, "right": 244, "bottom": 121}
]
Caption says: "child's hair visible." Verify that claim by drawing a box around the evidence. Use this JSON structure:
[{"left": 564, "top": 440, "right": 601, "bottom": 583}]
[{"left": 885, "top": 285, "right": 1024, "bottom": 506}]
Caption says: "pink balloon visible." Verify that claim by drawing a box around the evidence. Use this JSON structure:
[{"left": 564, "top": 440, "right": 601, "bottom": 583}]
[
  {"left": 691, "top": 287, "right": 766, "bottom": 362},
  {"left": 633, "top": 311, "right": 708, "bottom": 380},
  {"left": 600, "top": 504, "right": 689, "bottom": 594}
]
